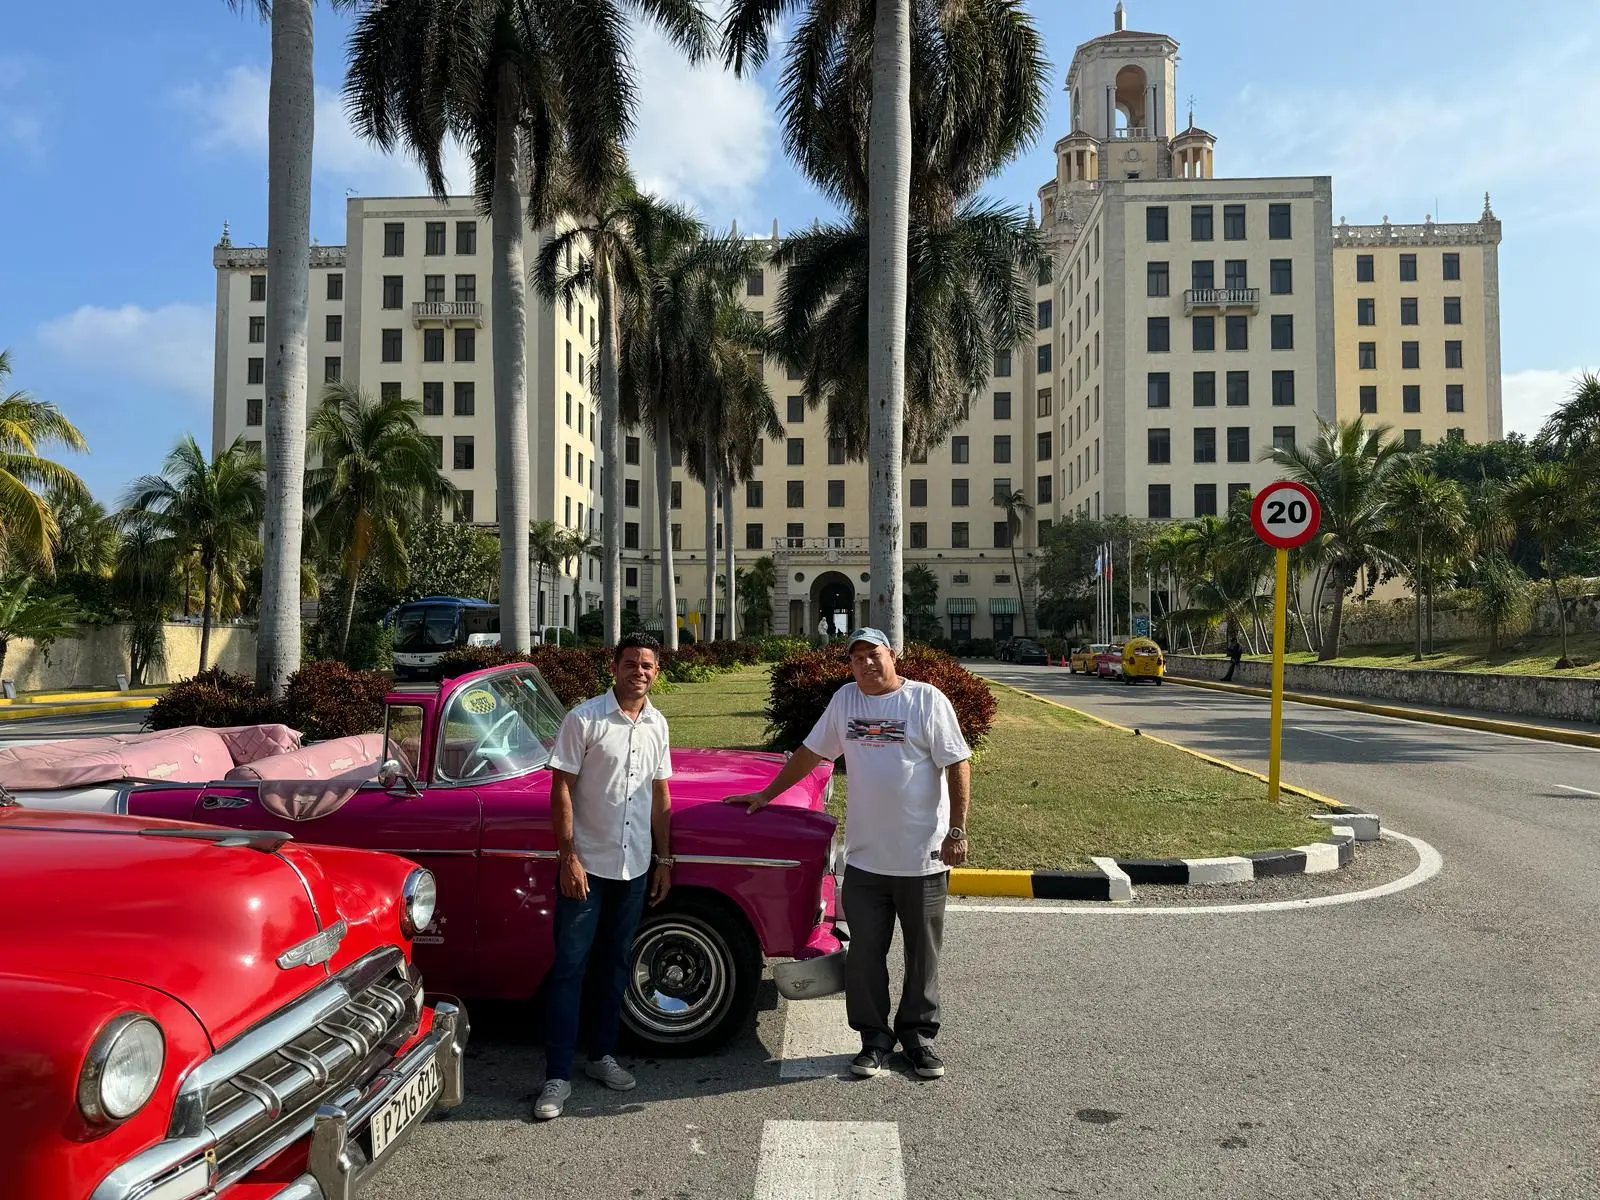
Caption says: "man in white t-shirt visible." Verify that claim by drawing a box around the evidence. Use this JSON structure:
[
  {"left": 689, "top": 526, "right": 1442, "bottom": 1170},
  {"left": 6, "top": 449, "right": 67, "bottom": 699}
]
[{"left": 724, "top": 628, "right": 971, "bottom": 1079}]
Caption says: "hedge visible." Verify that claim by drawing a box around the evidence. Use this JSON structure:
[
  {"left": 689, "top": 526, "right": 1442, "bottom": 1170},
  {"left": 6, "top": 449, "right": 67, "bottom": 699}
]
[
  {"left": 145, "top": 661, "right": 385, "bottom": 740},
  {"left": 764, "top": 643, "right": 997, "bottom": 753}
]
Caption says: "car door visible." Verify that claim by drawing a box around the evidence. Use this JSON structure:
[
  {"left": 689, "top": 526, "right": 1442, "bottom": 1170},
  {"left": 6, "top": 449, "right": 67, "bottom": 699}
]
[
  {"left": 131, "top": 779, "right": 482, "bottom": 993},
  {"left": 466, "top": 769, "right": 559, "bottom": 1000}
]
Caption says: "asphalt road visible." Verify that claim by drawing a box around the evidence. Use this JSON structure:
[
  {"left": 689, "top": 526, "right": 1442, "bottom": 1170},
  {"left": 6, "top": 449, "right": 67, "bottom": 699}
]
[{"left": 12, "top": 689, "right": 1598, "bottom": 1197}]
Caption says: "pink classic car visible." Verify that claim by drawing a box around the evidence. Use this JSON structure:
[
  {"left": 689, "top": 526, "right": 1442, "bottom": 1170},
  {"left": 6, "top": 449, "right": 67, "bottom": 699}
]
[{"left": 9, "top": 664, "right": 843, "bottom": 1054}]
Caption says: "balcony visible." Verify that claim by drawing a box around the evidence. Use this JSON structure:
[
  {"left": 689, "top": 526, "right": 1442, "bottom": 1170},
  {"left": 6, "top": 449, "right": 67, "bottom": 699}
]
[
  {"left": 1183, "top": 287, "right": 1260, "bottom": 315},
  {"left": 772, "top": 536, "right": 867, "bottom": 559},
  {"left": 412, "top": 300, "right": 483, "bottom": 328},
  {"left": 1111, "top": 126, "right": 1153, "bottom": 140}
]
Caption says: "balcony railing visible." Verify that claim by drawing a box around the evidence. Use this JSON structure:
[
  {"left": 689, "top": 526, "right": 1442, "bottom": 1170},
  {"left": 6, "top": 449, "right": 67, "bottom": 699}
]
[
  {"left": 1111, "top": 126, "right": 1153, "bottom": 140},
  {"left": 412, "top": 300, "right": 484, "bottom": 327},
  {"left": 772, "top": 536, "right": 867, "bottom": 556},
  {"left": 1183, "top": 287, "right": 1260, "bottom": 314}
]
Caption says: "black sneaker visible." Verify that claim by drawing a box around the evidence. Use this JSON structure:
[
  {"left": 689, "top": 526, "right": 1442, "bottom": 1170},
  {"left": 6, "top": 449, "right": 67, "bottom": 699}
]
[
  {"left": 850, "top": 1047, "right": 889, "bottom": 1077},
  {"left": 904, "top": 1045, "right": 945, "bottom": 1078}
]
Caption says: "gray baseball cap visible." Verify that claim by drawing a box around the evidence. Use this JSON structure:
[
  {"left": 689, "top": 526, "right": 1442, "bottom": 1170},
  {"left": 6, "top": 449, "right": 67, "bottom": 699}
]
[{"left": 845, "top": 627, "right": 892, "bottom": 652}]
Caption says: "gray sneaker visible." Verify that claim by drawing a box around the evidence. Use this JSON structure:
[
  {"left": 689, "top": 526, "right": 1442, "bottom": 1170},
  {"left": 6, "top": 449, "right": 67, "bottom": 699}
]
[
  {"left": 533, "top": 1077, "right": 571, "bottom": 1120},
  {"left": 584, "top": 1055, "right": 637, "bottom": 1091}
]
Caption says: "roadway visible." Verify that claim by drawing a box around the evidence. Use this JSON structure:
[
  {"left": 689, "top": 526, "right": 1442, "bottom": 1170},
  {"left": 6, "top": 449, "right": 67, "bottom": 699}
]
[{"left": 6, "top": 685, "right": 1597, "bottom": 1197}]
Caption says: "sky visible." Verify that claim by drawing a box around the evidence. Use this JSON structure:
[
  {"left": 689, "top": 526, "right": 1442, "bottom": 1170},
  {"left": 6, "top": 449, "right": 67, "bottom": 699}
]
[{"left": 2, "top": 0, "right": 1596, "bottom": 504}]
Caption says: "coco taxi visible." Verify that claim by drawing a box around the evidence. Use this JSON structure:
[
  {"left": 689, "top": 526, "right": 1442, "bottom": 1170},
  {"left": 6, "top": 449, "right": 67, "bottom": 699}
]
[{"left": 0, "top": 802, "right": 467, "bottom": 1200}]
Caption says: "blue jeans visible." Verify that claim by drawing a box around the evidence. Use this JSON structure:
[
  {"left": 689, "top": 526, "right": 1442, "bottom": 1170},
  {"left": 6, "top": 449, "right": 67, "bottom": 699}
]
[{"left": 545, "top": 872, "right": 649, "bottom": 1080}]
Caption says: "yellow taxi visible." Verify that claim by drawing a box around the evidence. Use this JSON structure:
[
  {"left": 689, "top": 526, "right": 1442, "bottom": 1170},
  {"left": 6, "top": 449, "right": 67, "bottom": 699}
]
[
  {"left": 1069, "top": 643, "right": 1109, "bottom": 674},
  {"left": 1119, "top": 636, "right": 1165, "bottom": 684}
]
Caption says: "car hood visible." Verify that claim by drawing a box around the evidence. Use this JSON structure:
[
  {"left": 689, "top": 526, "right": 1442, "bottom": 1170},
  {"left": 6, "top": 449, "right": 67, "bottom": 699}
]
[
  {"left": 0, "top": 808, "right": 341, "bottom": 1048},
  {"left": 665, "top": 748, "right": 831, "bottom": 813}
]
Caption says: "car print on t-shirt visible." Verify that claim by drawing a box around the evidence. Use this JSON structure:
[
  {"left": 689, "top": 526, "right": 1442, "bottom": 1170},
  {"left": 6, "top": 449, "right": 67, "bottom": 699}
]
[{"left": 846, "top": 718, "right": 907, "bottom": 745}]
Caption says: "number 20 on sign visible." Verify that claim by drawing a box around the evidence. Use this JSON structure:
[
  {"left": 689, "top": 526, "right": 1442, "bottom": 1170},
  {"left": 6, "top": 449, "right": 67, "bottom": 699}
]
[{"left": 1249, "top": 481, "right": 1322, "bottom": 803}]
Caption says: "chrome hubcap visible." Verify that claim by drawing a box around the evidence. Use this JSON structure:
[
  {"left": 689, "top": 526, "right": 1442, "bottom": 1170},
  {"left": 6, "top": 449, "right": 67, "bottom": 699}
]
[{"left": 626, "top": 919, "right": 730, "bottom": 1040}]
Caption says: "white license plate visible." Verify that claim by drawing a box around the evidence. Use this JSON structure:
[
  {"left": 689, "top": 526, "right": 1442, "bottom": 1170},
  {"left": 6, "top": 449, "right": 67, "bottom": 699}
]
[{"left": 368, "top": 1053, "right": 441, "bottom": 1162}]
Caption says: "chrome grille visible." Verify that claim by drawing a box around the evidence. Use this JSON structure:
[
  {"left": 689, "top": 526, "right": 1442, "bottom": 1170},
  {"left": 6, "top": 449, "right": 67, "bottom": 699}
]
[{"left": 171, "top": 948, "right": 423, "bottom": 1190}]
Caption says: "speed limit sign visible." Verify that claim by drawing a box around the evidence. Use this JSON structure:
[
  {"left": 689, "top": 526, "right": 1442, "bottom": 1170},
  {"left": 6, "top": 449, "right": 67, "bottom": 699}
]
[{"left": 1250, "top": 480, "right": 1321, "bottom": 550}]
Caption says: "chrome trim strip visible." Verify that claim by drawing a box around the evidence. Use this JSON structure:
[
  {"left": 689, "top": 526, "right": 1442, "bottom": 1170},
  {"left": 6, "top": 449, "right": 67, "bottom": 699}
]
[
  {"left": 481, "top": 848, "right": 559, "bottom": 860},
  {"left": 368, "top": 847, "right": 478, "bottom": 856},
  {"left": 274, "top": 849, "right": 327, "bottom": 933},
  {"left": 674, "top": 854, "right": 801, "bottom": 869},
  {"left": 90, "top": 1135, "right": 215, "bottom": 1200}
]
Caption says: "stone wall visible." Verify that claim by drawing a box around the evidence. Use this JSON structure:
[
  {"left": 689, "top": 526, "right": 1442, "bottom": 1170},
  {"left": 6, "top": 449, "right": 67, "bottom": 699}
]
[
  {"left": 1167, "top": 654, "right": 1600, "bottom": 725},
  {"left": 1296, "top": 588, "right": 1600, "bottom": 652},
  {"left": 1, "top": 623, "right": 257, "bottom": 693}
]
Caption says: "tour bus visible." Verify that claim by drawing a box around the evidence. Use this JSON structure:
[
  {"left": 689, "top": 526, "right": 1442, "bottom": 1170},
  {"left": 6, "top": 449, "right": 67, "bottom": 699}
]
[{"left": 390, "top": 595, "right": 501, "bottom": 680}]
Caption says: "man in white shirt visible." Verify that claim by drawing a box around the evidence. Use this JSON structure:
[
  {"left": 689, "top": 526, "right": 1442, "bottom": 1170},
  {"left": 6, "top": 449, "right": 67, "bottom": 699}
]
[
  {"left": 535, "top": 633, "right": 674, "bottom": 1120},
  {"left": 724, "top": 628, "right": 971, "bottom": 1079}
]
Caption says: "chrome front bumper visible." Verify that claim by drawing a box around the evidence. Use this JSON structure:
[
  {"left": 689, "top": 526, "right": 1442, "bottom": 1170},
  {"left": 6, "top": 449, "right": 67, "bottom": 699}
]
[{"left": 271, "top": 999, "right": 469, "bottom": 1200}]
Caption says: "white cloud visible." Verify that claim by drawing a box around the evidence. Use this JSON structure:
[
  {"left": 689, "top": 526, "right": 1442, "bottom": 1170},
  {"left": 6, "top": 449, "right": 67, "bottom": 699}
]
[
  {"left": 37, "top": 304, "right": 213, "bottom": 405},
  {"left": 626, "top": 23, "right": 776, "bottom": 218},
  {"left": 0, "top": 54, "right": 47, "bottom": 157},
  {"left": 183, "top": 65, "right": 472, "bottom": 197},
  {"left": 1502, "top": 367, "right": 1598, "bottom": 440},
  {"left": 1225, "top": 34, "right": 1600, "bottom": 227}
]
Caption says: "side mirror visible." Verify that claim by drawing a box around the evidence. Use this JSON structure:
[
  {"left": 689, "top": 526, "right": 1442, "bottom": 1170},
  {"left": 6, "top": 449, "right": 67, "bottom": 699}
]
[{"left": 377, "top": 759, "right": 420, "bottom": 795}]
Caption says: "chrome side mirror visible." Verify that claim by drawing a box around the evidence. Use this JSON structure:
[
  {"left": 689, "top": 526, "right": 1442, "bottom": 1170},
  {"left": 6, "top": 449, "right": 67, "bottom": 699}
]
[{"left": 377, "top": 759, "right": 420, "bottom": 796}]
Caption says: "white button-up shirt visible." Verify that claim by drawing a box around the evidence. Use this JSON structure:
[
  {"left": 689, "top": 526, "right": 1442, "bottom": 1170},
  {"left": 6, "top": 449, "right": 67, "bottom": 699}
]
[{"left": 549, "top": 689, "right": 673, "bottom": 882}]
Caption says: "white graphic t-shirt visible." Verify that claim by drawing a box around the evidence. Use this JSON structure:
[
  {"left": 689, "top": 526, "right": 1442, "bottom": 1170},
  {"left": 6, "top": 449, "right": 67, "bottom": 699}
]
[{"left": 803, "top": 679, "right": 971, "bottom": 876}]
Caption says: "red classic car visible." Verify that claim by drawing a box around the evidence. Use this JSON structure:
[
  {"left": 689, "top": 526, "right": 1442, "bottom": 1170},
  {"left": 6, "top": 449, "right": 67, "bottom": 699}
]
[
  {"left": 0, "top": 803, "right": 467, "bottom": 1200},
  {"left": 12, "top": 663, "right": 843, "bottom": 1055}
]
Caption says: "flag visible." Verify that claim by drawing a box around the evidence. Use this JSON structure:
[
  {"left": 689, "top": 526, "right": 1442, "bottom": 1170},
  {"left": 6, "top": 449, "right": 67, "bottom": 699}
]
[{"left": 1093, "top": 549, "right": 1103, "bottom": 577}]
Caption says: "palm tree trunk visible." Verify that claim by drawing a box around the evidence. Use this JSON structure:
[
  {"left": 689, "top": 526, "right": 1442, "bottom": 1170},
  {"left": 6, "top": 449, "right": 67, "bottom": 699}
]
[
  {"left": 1009, "top": 535, "right": 1027, "bottom": 637},
  {"left": 598, "top": 263, "right": 623, "bottom": 647},
  {"left": 1550, "top": 566, "right": 1569, "bottom": 663},
  {"left": 491, "top": 72, "right": 531, "bottom": 653},
  {"left": 722, "top": 479, "right": 737, "bottom": 642},
  {"left": 200, "top": 563, "right": 216, "bottom": 672},
  {"left": 1414, "top": 532, "right": 1424, "bottom": 661},
  {"left": 1321, "top": 575, "right": 1347, "bottom": 661},
  {"left": 339, "top": 569, "right": 360, "bottom": 656},
  {"left": 655, "top": 408, "right": 678, "bottom": 651},
  {"left": 866, "top": 0, "right": 912, "bottom": 649},
  {"left": 254, "top": 0, "right": 313, "bottom": 700},
  {"left": 703, "top": 445, "right": 717, "bottom": 642}
]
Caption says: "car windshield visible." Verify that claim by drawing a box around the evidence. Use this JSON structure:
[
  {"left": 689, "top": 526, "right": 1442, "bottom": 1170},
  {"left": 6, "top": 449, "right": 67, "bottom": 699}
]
[
  {"left": 394, "top": 605, "right": 461, "bottom": 653},
  {"left": 435, "top": 666, "right": 569, "bottom": 783}
]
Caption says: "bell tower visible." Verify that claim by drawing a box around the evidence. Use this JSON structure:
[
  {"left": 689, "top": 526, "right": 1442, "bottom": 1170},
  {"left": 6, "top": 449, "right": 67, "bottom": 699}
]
[{"left": 1065, "top": 5, "right": 1179, "bottom": 146}]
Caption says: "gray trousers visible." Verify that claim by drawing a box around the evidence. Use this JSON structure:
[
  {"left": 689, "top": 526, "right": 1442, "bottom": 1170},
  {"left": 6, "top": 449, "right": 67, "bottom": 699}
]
[{"left": 841, "top": 864, "right": 948, "bottom": 1052}]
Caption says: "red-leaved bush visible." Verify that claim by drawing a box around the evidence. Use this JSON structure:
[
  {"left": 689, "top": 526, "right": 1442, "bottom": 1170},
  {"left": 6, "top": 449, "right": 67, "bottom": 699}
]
[
  {"left": 435, "top": 645, "right": 613, "bottom": 709},
  {"left": 146, "top": 666, "right": 279, "bottom": 731},
  {"left": 764, "top": 643, "right": 997, "bottom": 753},
  {"left": 277, "top": 660, "right": 390, "bottom": 740}
]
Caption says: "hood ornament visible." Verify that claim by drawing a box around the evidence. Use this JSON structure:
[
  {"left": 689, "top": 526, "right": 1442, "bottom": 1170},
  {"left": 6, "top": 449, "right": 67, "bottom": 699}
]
[{"left": 277, "top": 919, "right": 348, "bottom": 970}]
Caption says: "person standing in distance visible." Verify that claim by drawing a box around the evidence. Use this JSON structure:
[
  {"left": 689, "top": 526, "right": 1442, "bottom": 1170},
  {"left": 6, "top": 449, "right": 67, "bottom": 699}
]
[
  {"left": 535, "top": 633, "right": 674, "bottom": 1120},
  {"left": 724, "top": 628, "right": 971, "bottom": 1079}
]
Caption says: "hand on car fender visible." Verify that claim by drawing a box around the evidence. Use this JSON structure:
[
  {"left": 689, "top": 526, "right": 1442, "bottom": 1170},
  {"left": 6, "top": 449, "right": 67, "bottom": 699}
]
[
  {"left": 722, "top": 792, "right": 771, "bottom": 814},
  {"left": 560, "top": 854, "right": 589, "bottom": 901}
]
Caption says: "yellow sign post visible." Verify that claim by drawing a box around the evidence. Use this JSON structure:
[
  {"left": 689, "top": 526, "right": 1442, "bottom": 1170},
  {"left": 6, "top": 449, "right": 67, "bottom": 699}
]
[{"left": 1249, "top": 482, "right": 1321, "bottom": 804}]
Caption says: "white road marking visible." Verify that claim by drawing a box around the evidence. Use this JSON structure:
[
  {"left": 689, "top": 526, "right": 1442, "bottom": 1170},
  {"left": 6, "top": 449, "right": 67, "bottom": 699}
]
[
  {"left": 778, "top": 993, "right": 856, "bottom": 1079},
  {"left": 1292, "top": 725, "right": 1362, "bottom": 743},
  {"left": 754, "top": 1121, "right": 905, "bottom": 1200},
  {"left": 1554, "top": 783, "right": 1600, "bottom": 797},
  {"left": 947, "top": 829, "right": 1442, "bottom": 916}
]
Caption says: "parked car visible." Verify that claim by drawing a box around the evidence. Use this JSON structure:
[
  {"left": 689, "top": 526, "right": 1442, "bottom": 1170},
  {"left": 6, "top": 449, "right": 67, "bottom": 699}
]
[
  {"left": 1096, "top": 644, "right": 1126, "bottom": 678},
  {"left": 12, "top": 664, "right": 843, "bottom": 1056},
  {"left": 0, "top": 803, "right": 467, "bottom": 1200},
  {"left": 1070, "top": 643, "right": 1110, "bottom": 673},
  {"left": 1120, "top": 636, "right": 1166, "bottom": 684},
  {"left": 1010, "top": 639, "right": 1051, "bottom": 666}
]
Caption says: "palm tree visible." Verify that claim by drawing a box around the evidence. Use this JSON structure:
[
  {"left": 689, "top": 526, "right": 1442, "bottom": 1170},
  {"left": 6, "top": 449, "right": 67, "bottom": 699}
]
[
  {"left": 994, "top": 487, "right": 1032, "bottom": 634},
  {"left": 1384, "top": 466, "right": 1467, "bottom": 659},
  {"left": 0, "top": 575, "right": 82, "bottom": 681},
  {"left": 1264, "top": 418, "right": 1407, "bottom": 660},
  {"left": 723, "top": 0, "right": 1049, "bottom": 647},
  {"left": 0, "top": 349, "right": 90, "bottom": 571},
  {"left": 737, "top": 554, "right": 777, "bottom": 635},
  {"left": 304, "top": 381, "right": 456, "bottom": 655},
  {"left": 121, "top": 436, "right": 264, "bottom": 672},
  {"left": 47, "top": 488, "right": 119, "bottom": 579},
  {"left": 528, "top": 519, "right": 566, "bottom": 637},
  {"left": 1535, "top": 370, "right": 1600, "bottom": 483},
  {"left": 560, "top": 528, "right": 603, "bottom": 636},
  {"left": 346, "top": 0, "right": 712, "bottom": 656},
  {"left": 113, "top": 516, "right": 181, "bottom": 686},
  {"left": 534, "top": 181, "right": 703, "bottom": 646},
  {"left": 1505, "top": 462, "right": 1587, "bottom": 667}
]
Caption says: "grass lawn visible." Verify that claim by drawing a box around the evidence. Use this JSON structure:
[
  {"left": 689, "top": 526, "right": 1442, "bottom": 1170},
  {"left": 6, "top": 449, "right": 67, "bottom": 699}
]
[
  {"left": 1213, "top": 632, "right": 1600, "bottom": 678},
  {"left": 651, "top": 666, "right": 1330, "bottom": 870}
]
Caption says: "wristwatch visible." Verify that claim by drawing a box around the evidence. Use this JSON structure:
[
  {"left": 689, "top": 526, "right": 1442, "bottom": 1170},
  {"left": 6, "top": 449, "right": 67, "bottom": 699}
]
[
  {"left": 653, "top": 854, "right": 675, "bottom": 868},
  {"left": 945, "top": 827, "right": 967, "bottom": 842}
]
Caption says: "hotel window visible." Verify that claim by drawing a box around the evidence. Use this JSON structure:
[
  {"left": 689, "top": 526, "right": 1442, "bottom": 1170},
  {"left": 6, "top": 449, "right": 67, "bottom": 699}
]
[
  {"left": 381, "top": 329, "right": 402, "bottom": 362},
  {"left": 670, "top": 481, "right": 682, "bottom": 509},
  {"left": 421, "top": 382, "right": 443, "bottom": 416},
  {"left": 746, "top": 480, "right": 763, "bottom": 507},
  {"left": 624, "top": 479, "right": 639, "bottom": 507},
  {"left": 324, "top": 356, "right": 341, "bottom": 382},
  {"left": 787, "top": 480, "right": 805, "bottom": 507},
  {"left": 1147, "top": 484, "right": 1171, "bottom": 519},
  {"left": 1222, "top": 204, "right": 1246, "bottom": 240},
  {"left": 1192, "top": 260, "right": 1215, "bottom": 291},
  {"left": 1037, "top": 388, "right": 1053, "bottom": 418},
  {"left": 326, "top": 273, "right": 343, "bottom": 300},
  {"left": 1225, "top": 259, "right": 1248, "bottom": 290},
  {"left": 1225, "top": 315, "right": 1248, "bottom": 351},
  {"left": 1193, "top": 371, "right": 1216, "bottom": 407},
  {"left": 425, "top": 221, "right": 446, "bottom": 255},
  {"left": 1147, "top": 428, "right": 1171, "bottom": 464},
  {"left": 455, "top": 328, "right": 475, "bottom": 361},
  {"left": 624, "top": 523, "right": 639, "bottom": 549},
  {"left": 908, "top": 522, "right": 927, "bottom": 549},
  {"left": 1226, "top": 426, "right": 1250, "bottom": 463},
  {"left": 1191, "top": 205, "right": 1213, "bottom": 241},
  {"left": 746, "top": 523, "right": 765, "bottom": 550},
  {"left": 248, "top": 316, "right": 264, "bottom": 343},
  {"left": 383, "top": 222, "right": 404, "bottom": 256},
  {"left": 1399, "top": 253, "right": 1417, "bottom": 282},
  {"left": 952, "top": 522, "right": 969, "bottom": 548},
  {"left": 828, "top": 437, "right": 846, "bottom": 465},
  {"left": 827, "top": 480, "right": 845, "bottom": 507},
  {"left": 1360, "top": 386, "right": 1378, "bottom": 414},
  {"left": 1359, "top": 342, "right": 1377, "bottom": 370},
  {"left": 1271, "top": 370, "right": 1296, "bottom": 407},
  {"left": 1358, "top": 298, "right": 1375, "bottom": 325},
  {"left": 1403, "top": 385, "right": 1421, "bottom": 413},
  {"left": 1268, "top": 203, "right": 1292, "bottom": 239},
  {"left": 1037, "top": 343, "right": 1051, "bottom": 372},
  {"left": 1037, "top": 475, "right": 1052, "bottom": 504},
  {"left": 1192, "top": 315, "right": 1215, "bottom": 351},
  {"left": 952, "top": 436, "right": 970, "bottom": 464},
  {"left": 564, "top": 445, "right": 571, "bottom": 477},
  {"left": 1146, "top": 206, "right": 1169, "bottom": 242},
  {"left": 952, "top": 478, "right": 969, "bottom": 506},
  {"left": 1037, "top": 299, "right": 1053, "bottom": 329},
  {"left": 1147, "top": 372, "right": 1171, "bottom": 408},
  {"left": 325, "top": 315, "right": 342, "bottom": 341},
  {"left": 1193, "top": 483, "right": 1218, "bottom": 516},
  {"left": 1400, "top": 297, "right": 1418, "bottom": 326},
  {"left": 425, "top": 436, "right": 443, "bottom": 468},
  {"left": 1402, "top": 341, "right": 1420, "bottom": 369},
  {"left": 746, "top": 271, "right": 764, "bottom": 296},
  {"left": 455, "top": 491, "right": 473, "bottom": 523},
  {"left": 1356, "top": 254, "right": 1374, "bottom": 283},
  {"left": 1445, "top": 340, "right": 1463, "bottom": 369},
  {"left": 624, "top": 436, "right": 640, "bottom": 465},
  {"left": 1147, "top": 317, "right": 1170, "bottom": 352},
  {"left": 993, "top": 391, "right": 1012, "bottom": 420},
  {"left": 1270, "top": 314, "right": 1294, "bottom": 350},
  {"left": 1404, "top": 429, "right": 1422, "bottom": 449},
  {"left": 1147, "top": 261, "right": 1169, "bottom": 297},
  {"left": 249, "top": 274, "right": 266, "bottom": 302},
  {"left": 1037, "top": 432, "right": 1052, "bottom": 461},
  {"left": 993, "top": 522, "right": 1011, "bottom": 548},
  {"left": 455, "top": 274, "right": 476, "bottom": 302},
  {"left": 1226, "top": 371, "right": 1250, "bottom": 407},
  {"left": 909, "top": 479, "right": 927, "bottom": 507},
  {"left": 1228, "top": 483, "right": 1251, "bottom": 508},
  {"left": 452, "top": 436, "right": 475, "bottom": 470},
  {"left": 994, "top": 350, "right": 1012, "bottom": 377},
  {"left": 1193, "top": 427, "right": 1216, "bottom": 463},
  {"left": 381, "top": 382, "right": 402, "bottom": 402},
  {"left": 787, "top": 437, "right": 804, "bottom": 466},
  {"left": 382, "top": 276, "right": 404, "bottom": 308},
  {"left": 1269, "top": 259, "right": 1293, "bottom": 294},
  {"left": 787, "top": 395, "right": 805, "bottom": 423},
  {"left": 1443, "top": 252, "right": 1461, "bottom": 280},
  {"left": 671, "top": 525, "right": 682, "bottom": 551},
  {"left": 993, "top": 435, "right": 1011, "bottom": 464},
  {"left": 246, "top": 397, "right": 263, "bottom": 425},
  {"left": 786, "top": 523, "right": 805, "bottom": 543},
  {"left": 1273, "top": 426, "right": 1296, "bottom": 453},
  {"left": 1444, "top": 296, "right": 1462, "bottom": 324},
  {"left": 454, "top": 382, "right": 475, "bottom": 416},
  {"left": 423, "top": 329, "right": 445, "bottom": 362},
  {"left": 456, "top": 221, "right": 477, "bottom": 254},
  {"left": 1446, "top": 385, "right": 1465, "bottom": 412}
]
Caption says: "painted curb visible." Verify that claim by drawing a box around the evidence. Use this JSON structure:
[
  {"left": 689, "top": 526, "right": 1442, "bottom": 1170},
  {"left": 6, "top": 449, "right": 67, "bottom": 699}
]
[
  {"left": 1167, "top": 674, "right": 1600, "bottom": 750},
  {"left": 0, "top": 699, "right": 156, "bottom": 722}
]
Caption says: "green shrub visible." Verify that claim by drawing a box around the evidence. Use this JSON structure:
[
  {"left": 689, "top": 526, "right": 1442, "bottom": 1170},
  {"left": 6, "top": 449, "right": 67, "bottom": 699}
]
[
  {"left": 759, "top": 636, "right": 810, "bottom": 662},
  {"left": 145, "top": 666, "right": 277, "bottom": 731},
  {"left": 435, "top": 644, "right": 612, "bottom": 709},
  {"left": 278, "top": 660, "right": 389, "bottom": 740},
  {"left": 764, "top": 643, "right": 997, "bottom": 753},
  {"left": 962, "top": 638, "right": 996, "bottom": 658}
]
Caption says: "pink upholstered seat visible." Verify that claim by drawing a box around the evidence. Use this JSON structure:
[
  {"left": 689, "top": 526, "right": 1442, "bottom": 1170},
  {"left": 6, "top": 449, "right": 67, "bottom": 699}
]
[
  {"left": 0, "top": 728, "right": 236, "bottom": 790},
  {"left": 224, "top": 733, "right": 386, "bottom": 820}
]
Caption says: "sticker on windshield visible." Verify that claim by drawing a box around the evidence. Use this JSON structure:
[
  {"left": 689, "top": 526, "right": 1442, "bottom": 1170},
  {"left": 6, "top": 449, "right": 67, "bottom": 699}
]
[{"left": 461, "top": 688, "right": 498, "bottom": 715}]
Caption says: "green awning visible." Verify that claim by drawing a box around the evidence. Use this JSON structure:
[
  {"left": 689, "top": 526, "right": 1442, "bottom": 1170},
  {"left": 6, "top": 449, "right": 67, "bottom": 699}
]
[
  {"left": 989, "top": 597, "right": 1019, "bottom": 614},
  {"left": 945, "top": 597, "right": 977, "bottom": 614}
]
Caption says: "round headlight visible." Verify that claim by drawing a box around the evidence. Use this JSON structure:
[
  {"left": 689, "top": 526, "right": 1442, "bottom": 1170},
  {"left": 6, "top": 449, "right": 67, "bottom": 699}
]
[
  {"left": 79, "top": 1014, "right": 164, "bottom": 1125},
  {"left": 401, "top": 868, "right": 437, "bottom": 937}
]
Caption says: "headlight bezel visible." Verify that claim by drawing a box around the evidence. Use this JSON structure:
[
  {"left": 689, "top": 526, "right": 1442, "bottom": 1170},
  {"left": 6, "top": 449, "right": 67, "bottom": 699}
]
[
  {"left": 401, "top": 867, "right": 437, "bottom": 938},
  {"left": 78, "top": 1012, "right": 165, "bottom": 1126}
]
